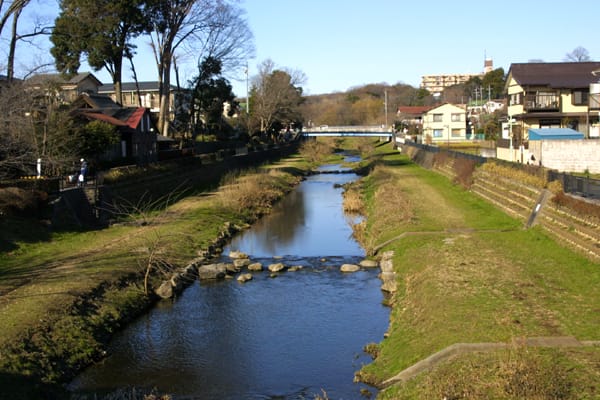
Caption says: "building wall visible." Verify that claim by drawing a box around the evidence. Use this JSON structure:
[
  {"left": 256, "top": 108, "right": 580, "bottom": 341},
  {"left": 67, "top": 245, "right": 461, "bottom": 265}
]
[
  {"left": 529, "top": 140, "right": 600, "bottom": 173},
  {"left": 422, "top": 104, "right": 467, "bottom": 143},
  {"left": 561, "top": 92, "right": 587, "bottom": 114},
  {"left": 506, "top": 77, "right": 524, "bottom": 117},
  {"left": 420, "top": 73, "right": 481, "bottom": 94}
]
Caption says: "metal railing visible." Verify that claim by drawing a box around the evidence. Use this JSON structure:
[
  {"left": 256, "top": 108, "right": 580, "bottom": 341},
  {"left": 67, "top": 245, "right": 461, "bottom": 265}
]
[
  {"left": 547, "top": 171, "right": 600, "bottom": 199},
  {"left": 403, "top": 142, "right": 600, "bottom": 200}
]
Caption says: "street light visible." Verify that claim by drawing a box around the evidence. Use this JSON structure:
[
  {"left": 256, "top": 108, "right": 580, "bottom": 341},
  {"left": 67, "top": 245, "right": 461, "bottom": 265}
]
[{"left": 444, "top": 124, "right": 449, "bottom": 148}]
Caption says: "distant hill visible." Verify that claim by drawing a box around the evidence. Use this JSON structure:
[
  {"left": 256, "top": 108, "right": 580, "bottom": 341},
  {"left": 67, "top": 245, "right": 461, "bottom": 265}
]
[{"left": 300, "top": 82, "right": 437, "bottom": 127}]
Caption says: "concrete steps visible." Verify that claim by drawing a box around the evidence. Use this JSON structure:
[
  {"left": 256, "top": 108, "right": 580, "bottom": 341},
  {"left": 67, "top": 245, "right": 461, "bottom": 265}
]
[
  {"left": 538, "top": 203, "right": 600, "bottom": 260},
  {"left": 470, "top": 169, "right": 600, "bottom": 261},
  {"left": 471, "top": 170, "right": 538, "bottom": 222}
]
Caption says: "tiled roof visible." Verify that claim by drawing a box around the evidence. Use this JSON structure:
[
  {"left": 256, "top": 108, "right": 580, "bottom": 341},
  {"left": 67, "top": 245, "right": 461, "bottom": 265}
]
[
  {"left": 81, "top": 107, "right": 148, "bottom": 130},
  {"left": 397, "top": 106, "right": 434, "bottom": 115},
  {"left": 80, "top": 112, "right": 128, "bottom": 127},
  {"left": 26, "top": 72, "right": 102, "bottom": 86},
  {"left": 508, "top": 62, "right": 600, "bottom": 89}
]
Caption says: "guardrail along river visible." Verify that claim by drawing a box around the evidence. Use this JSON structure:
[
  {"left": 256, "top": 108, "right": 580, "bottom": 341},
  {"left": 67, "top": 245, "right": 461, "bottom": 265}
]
[{"left": 69, "top": 158, "right": 390, "bottom": 399}]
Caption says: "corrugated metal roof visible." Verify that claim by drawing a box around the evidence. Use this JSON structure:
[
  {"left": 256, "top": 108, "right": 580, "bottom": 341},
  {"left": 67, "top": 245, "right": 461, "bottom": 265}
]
[{"left": 528, "top": 128, "right": 584, "bottom": 140}]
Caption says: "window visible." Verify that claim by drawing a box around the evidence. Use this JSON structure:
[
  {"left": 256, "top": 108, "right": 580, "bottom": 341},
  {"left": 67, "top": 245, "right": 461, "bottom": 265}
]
[
  {"left": 451, "top": 113, "right": 462, "bottom": 122},
  {"left": 510, "top": 93, "right": 522, "bottom": 106},
  {"left": 451, "top": 129, "right": 462, "bottom": 137},
  {"left": 539, "top": 119, "right": 561, "bottom": 128},
  {"left": 433, "top": 129, "right": 443, "bottom": 138},
  {"left": 433, "top": 113, "right": 443, "bottom": 122},
  {"left": 572, "top": 90, "right": 589, "bottom": 106}
]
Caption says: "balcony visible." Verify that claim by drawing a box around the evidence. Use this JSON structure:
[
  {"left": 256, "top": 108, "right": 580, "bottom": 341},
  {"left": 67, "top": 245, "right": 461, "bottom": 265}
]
[{"left": 524, "top": 93, "right": 559, "bottom": 112}]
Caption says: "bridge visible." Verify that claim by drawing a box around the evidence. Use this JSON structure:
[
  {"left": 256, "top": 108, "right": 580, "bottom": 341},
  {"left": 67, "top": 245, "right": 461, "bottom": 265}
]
[{"left": 302, "top": 125, "right": 394, "bottom": 138}]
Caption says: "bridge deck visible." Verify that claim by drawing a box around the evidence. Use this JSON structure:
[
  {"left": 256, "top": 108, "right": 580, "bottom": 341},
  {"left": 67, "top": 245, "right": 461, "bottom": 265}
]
[
  {"left": 302, "top": 125, "right": 393, "bottom": 137},
  {"left": 303, "top": 132, "right": 393, "bottom": 137}
]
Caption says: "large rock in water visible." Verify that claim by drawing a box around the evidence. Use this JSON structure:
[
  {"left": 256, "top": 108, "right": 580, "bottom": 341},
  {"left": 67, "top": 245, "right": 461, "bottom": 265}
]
[
  {"left": 198, "top": 263, "right": 228, "bottom": 280},
  {"left": 155, "top": 280, "right": 174, "bottom": 299},
  {"left": 268, "top": 263, "right": 286, "bottom": 272},
  {"left": 229, "top": 250, "right": 248, "bottom": 259},
  {"left": 360, "top": 259, "right": 379, "bottom": 268},
  {"left": 237, "top": 273, "right": 253, "bottom": 283},
  {"left": 234, "top": 258, "right": 251, "bottom": 268},
  {"left": 248, "top": 262, "right": 263, "bottom": 271},
  {"left": 340, "top": 264, "right": 360, "bottom": 273}
]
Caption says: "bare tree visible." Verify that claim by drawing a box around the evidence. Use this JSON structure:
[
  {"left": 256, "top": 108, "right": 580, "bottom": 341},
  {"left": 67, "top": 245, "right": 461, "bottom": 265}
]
[
  {"left": 0, "top": 0, "right": 28, "bottom": 38},
  {"left": 564, "top": 46, "right": 591, "bottom": 62},
  {"left": 147, "top": 0, "right": 253, "bottom": 137},
  {"left": 0, "top": 78, "right": 87, "bottom": 179},
  {"left": 0, "top": 81, "right": 35, "bottom": 178},
  {"left": 250, "top": 59, "right": 305, "bottom": 136}
]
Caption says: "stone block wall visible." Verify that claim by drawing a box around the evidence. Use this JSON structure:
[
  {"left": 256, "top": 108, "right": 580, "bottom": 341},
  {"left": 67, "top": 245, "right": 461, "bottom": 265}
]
[{"left": 529, "top": 140, "right": 600, "bottom": 173}]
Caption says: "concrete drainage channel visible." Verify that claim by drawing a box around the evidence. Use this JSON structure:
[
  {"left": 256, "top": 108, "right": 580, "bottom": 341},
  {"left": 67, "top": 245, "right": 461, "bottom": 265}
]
[{"left": 381, "top": 336, "right": 600, "bottom": 388}]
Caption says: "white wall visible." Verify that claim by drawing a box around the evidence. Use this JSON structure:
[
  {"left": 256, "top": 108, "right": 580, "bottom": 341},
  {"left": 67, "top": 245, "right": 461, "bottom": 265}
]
[{"left": 529, "top": 140, "right": 600, "bottom": 173}]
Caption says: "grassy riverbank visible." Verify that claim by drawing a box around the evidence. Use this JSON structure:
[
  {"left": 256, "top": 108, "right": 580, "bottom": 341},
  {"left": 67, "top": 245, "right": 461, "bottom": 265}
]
[
  {"left": 0, "top": 148, "right": 326, "bottom": 398},
  {"left": 347, "top": 142, "right": 600, "bottom": 399}
]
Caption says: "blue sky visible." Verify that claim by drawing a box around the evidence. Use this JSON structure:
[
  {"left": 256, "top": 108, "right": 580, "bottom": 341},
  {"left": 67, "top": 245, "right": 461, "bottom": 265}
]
[
  {"left": 9, "top": 0, "right": 600, "bottom": 97},
  {"left": 233, "top": 0, "right": 600, "bottom": 96}
]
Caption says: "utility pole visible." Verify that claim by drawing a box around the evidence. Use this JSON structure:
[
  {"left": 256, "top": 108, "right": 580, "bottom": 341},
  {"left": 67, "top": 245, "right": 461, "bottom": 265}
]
[{"left": 384, "top": 89, "right": 388, "bottom": 128}]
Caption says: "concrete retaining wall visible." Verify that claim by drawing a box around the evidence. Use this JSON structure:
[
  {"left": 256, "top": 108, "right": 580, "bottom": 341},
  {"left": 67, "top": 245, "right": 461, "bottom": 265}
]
[{"left": 529, "top": 140, "right": 600, "bottom": 173}]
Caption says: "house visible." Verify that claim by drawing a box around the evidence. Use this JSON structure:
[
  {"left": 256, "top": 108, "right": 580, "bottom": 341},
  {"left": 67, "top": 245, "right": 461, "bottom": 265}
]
[
  {"left": 505, "top": 62, "right": 600, "bottom": 141},
  {"left": 396, "top": 106, "right": 433, "bottom": 141},
  {"left": 26, "top": 72, "right": 102, "bottom": 103},
  {"left": 98, "top": 82, "right": 190, "bottom": 128},
  {"left": 72, "top": 93, "right": 157, "bottom": 164},
  {"left": 421, "top": 103, "right": 467, "bottom": 144},
  {"left": 397, "top": 106, "right": 433, "bottom": 126}
]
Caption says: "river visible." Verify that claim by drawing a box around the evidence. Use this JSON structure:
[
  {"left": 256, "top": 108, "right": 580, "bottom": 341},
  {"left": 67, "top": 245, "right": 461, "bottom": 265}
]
[{"left": 69, "top": 159, "right": 390, "bottom": 399}]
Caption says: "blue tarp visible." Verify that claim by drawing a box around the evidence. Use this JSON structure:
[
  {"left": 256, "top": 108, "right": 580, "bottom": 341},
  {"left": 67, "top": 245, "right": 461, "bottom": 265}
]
[{"left": 528, "top": 128, "right": 584, "bottom": 140}]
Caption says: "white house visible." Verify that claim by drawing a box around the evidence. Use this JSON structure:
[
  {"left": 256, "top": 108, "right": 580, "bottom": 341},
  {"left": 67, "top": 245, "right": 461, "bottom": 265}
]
[{"left": 422, "top": 103, "right": 467, "bottom": 144}]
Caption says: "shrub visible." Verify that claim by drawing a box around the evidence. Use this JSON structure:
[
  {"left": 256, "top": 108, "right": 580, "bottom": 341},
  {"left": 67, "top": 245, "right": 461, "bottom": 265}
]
[
  {"left": 217, "top": 169, "right": 298, "bottom": 216},
  {"left": 342, "top": 182, "right": 364, "bottom": 214},
  {"left": 481, "top": 161, "right": 547, "bottom": 188},
  {"left": 453, "top": 158, "right": 478, "bottom": 189},
  {"left": 0, "top": 187, "right": 48, "bottom": 217},
  {"left": 552, "top": 190, "right": 600, "bottom": 221},
  {"left": 298, "top": 139, "right": 334, "bottom": 165}
]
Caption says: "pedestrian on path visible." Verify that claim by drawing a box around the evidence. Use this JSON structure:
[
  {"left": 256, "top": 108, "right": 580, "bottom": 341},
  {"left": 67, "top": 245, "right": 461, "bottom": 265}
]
[{"left": 78, "top": 158, "right": 88, "bottom": 187}]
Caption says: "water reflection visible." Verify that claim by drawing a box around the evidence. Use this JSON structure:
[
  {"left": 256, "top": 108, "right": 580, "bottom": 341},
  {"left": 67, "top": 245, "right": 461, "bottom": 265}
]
[
  {"left": 69, "top": 163, "right": 388, "bottom": 400},
  {"left": 228, "top": 172, "right": 362, "bottom": 258}
]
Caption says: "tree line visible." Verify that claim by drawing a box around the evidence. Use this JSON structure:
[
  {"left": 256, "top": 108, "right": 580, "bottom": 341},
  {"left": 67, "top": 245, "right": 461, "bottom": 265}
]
[{"left": 0, "top": 1, "right": 593, "bottom": 181}]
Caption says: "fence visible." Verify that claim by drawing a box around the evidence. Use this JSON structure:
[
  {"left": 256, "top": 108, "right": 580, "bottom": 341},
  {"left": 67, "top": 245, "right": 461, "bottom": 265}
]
[
  {"left": 547, "top": 171, "right": 600, "bottom": 200},
  {"left": 403, "top": 142, "right": 600, "bottom": 200}
]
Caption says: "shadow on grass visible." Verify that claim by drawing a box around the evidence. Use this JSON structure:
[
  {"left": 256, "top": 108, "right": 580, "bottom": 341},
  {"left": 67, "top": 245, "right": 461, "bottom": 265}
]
[
  {"left": 0, "top": 216, "right": 52, "bottom": 253},
  {"left": 0, "top": 371, "right": 67, "bottom": 399},
  {"left": 381, "top": 155, "right": 413, "bottom": 167}
]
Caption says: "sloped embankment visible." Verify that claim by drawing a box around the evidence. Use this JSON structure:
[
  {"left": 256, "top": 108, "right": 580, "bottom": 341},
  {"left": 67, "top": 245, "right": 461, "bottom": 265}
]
[
  {"left": 471, "top": 167, "right": 600, "bottom": 261},
  {"left": 403, "top": 145, "right": 600, "bottom": 262}
]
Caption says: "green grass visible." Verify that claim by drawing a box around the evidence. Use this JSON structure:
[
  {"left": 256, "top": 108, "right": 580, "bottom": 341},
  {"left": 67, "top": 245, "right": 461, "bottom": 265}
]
[
  {"left": 0, "top": 152, "right": 313, "bottom": 395},
  {"left": 379, "top": 347, "right": 600, "bottom": 400},
  {"left": 345, "top": 142, "right": 600, "bottom": 397}
]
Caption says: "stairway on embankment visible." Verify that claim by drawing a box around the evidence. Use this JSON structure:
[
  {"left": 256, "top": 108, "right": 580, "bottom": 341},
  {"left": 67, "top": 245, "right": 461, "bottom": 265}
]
[
  {"left": 470, "top": 167, "right": 600, "bottom": 261},
  {"left": 403, "top": 145, "right": 600, "bottom": 262}
]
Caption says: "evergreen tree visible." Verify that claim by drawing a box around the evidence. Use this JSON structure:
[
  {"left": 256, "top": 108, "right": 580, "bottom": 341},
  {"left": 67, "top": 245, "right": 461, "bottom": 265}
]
[{"left": 51, "top": 0, "right": 150, "bottom": 104}]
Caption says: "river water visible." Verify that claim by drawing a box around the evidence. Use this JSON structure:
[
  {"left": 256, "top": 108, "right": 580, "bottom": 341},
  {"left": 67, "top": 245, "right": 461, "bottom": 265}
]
[{"left": 69, "top": 160, "right": 390, "bottom": 399}]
